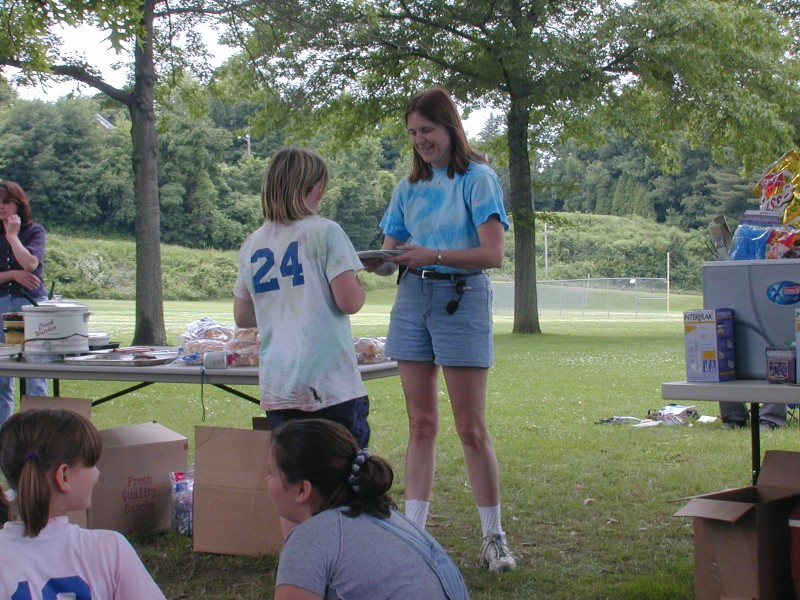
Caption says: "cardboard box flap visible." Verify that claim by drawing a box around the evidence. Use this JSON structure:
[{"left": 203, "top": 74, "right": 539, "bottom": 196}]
[
  {"left": 757, "top": 450, "right": 800, "bottom": 492},
  {"left": 674, "top": 497, "right": 754, "bottom": 523},
  {"left": 195, "top": 426, "right": 270, "bottom": 490},
  {"left": 193, "top": 485, "right": 282, "bottom": 555},
  {"left": 20, "top": 395, "right": 92, "bottom": 419},
  {"left": 193, "top": 426, "right": 281, "bottom": 556},
  {"left": 101, "top": 421, "right": 187, "bottom": 447}
]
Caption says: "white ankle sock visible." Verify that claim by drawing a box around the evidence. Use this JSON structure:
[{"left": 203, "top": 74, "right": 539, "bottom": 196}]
[
  {"left": 478, "top": 504, "right": 504, "bottom": 538},
  {"left": 405, "top": 499, "right": 430, "bottom": 529}
]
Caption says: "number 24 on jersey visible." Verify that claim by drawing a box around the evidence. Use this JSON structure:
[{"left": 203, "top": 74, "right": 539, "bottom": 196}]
[{"left": 250, "top": 241, "right": 305, "bottom": 293}]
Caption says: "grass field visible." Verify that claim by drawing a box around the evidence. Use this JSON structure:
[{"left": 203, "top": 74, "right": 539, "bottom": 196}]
[{"left": 9, "top": 290, "right": 800, "bottom": 599}]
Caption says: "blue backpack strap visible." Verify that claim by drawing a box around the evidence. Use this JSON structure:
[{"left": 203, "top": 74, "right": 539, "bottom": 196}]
[{"left": 360, "top": 511, "right": 471, "bottom": 600}]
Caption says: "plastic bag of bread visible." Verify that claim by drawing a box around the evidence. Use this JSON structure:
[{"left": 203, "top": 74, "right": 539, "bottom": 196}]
[
  {"left": 180, "top": 317, "right": 235, "bottom": 358},
  {"left": 353, "top": 337, "right": 386, "bottom": 363},
  {"left": 233, "top": 327, "right": 259, "bottom": 342},
  {"left": 180, "top": 317, "right": 234, "bottom": 343},
  {"left": 183, "top": 338, "right": 226, "bottom": 355},
  {"left": 226, "top": 327, "right": 260, "bottom": 367}
]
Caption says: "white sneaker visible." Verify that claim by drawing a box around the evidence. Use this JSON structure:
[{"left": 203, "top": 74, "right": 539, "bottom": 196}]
[{"left": 478, "top": 533, "right": 517, "bottom": 572}]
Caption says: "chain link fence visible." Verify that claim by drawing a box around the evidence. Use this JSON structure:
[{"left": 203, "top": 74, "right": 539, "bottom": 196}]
[{"left": 491, "top": 277, "right": 669, "bottom": 317}]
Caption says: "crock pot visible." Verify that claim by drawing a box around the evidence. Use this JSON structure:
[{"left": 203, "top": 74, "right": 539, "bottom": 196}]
[{"left": 22, "top": 301, "right": 91, "bottom": 354}]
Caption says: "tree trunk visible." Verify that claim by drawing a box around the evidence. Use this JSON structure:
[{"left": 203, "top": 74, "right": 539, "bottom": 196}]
[
  {"left": 130, "top": 0, "right": 167, "bottom": 346},
  {"left": 506, "top": 97, "right": 541, "bottom": 334}
]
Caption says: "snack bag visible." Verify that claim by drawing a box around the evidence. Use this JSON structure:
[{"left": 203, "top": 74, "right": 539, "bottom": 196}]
[
  {"left": 765, "top": 228, "right": 800, "bottom": 259},
  {"left": 727, "top": 223, "right": 772, "bottom": 260},
  {"left": 752, "top": 149, "right": 800, "bottom": 224}
]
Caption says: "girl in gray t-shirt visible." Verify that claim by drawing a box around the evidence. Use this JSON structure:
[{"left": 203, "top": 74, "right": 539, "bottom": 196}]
[{"left": 269, "top": 419, "right": 470, "bottom": 600}]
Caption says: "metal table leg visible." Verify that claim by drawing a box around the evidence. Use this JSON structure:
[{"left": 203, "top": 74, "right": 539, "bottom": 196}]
[{"left": 750, "top": 402, "right": 761, "bottom": 484}]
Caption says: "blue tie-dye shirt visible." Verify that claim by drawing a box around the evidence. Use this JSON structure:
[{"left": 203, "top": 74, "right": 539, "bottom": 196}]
[{"left": 380, "top": 162, "right": 509, "bottom": 274}]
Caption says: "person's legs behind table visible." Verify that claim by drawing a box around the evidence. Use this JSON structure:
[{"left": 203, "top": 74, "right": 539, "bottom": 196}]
[
  {"left": 719, "top": 401, "right": 748, "bottom": 429},
  {"left": 759, "top": 403, "right": 787, "bottom": 429},
  {"left": 720, "top": 401, "right": 787, "bottom": 429},
  {"left": 0, "top": 294, "right": 48, "bottom": 427}
]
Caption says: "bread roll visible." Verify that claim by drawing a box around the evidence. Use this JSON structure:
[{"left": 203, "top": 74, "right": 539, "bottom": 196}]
[{"left": 234, "top": 327, "right": 260, "bottom": 342}]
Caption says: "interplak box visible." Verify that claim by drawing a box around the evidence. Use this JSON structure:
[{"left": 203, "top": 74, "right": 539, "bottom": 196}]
[
  {"left": 674, "top": 450, "right": 800, "bottom": 600},
  {"left": 684, "top": 308, "right": 735, "bottom": 382}
]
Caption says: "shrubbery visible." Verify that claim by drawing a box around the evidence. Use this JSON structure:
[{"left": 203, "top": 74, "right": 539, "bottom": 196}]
[
  {"left": 44, "top": 213, "right": 710, "bottom": 301},
  {"left": 46, "top": 234, "right": 396, "bottom": 301}
]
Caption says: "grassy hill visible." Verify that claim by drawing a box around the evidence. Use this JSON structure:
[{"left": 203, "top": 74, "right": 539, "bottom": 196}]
[{"left": 45, "top": 214, "right": 710, "bottom": 301}]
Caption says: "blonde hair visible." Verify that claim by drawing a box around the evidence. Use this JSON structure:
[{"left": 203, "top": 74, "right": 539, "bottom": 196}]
[{"left": 261, "top": 147, "right": 329, "bottom": 223}]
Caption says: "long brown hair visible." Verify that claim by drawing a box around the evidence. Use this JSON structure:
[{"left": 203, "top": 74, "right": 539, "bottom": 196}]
[
  {"left": 271, "top": 419, "right": 396, "bottom": 519},
  {"left": 0, "top": 409, "right": 102, "bottom": 537},
  {"left": 261, "top": 147, "right": 329, "bottom": 223},
  {"left": 405, "top": 86, "right": 486, "bottom": 182},
  {"left": 0, "top": 182, "right": 34, "bottom": 229}
]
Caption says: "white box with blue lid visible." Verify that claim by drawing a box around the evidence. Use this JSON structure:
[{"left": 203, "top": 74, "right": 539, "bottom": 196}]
[{"left": 703, "top": 259, "right": 800, "bottom": 379}]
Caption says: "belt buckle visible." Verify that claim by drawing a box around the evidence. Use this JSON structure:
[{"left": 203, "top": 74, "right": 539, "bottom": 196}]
[{"left": 420, "top": 270, "right": 434, "bottom": 279}]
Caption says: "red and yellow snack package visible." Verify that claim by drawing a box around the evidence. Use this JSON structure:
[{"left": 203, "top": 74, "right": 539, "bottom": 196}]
[{"left": 753, "top": 149, "right": 800, "bottom": 224}]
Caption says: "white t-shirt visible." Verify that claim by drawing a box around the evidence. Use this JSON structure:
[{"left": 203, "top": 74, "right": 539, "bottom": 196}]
[
  {"left": 234, "top": 216, "right": 367, "bottom": 411},
  {"left": 0, "top": 516, "right": 167, "bottom": 599}
]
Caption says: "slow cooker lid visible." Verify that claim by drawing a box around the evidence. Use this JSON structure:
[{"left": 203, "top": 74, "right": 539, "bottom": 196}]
[{"left": 22, "top": 301, "right": 89, "bottom": 312}]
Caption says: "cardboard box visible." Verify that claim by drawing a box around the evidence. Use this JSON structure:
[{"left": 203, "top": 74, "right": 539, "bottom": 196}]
[
  {"left": 684, "top": 308, "right": 736, "bottom": 382},
  {"left": 795, "top": 308, "right": 800, "bottom": 378},
  {"left": 252, "top": 416, "right": 270, "bottom": 430},
  {"left": 19, "top": 394, "right": 92, "bottom": 418},
  {"left": 674, "top": 450, "right": 800, "bottom": 600},
  {"left": 17, "top": 399, "right": 187, "bottom": 533},
  {"left": 88, "top": 422, "right": 188, "bottom": 534},
  {"left": 193, "top": 425, "right": 282, "bottom": 555}
]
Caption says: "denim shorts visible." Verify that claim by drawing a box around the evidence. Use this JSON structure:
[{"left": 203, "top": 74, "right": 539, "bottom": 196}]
[
  {"left": 267, "top": 396, "right": 371, "bottom": 449},
  {"left": 385, "top": 271, "right": 493, "bottom": 367}
]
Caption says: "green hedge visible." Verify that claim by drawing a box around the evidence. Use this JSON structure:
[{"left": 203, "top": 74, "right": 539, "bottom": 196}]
[
  {"left": 46, "top": 234, "right": 394, "bottom": 301},
  {"left": 45, "top": 212, "right": 709, "bottom": 301}
]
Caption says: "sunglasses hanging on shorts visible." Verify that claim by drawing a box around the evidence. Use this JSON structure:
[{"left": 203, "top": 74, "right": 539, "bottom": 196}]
[{"left": 446, "top": 279, "right": 469, "bottom": 315}]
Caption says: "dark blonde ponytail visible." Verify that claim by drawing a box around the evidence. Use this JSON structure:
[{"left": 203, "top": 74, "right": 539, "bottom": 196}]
[{"left": 0, "top": 409, "right": 102, "bottom": 537}]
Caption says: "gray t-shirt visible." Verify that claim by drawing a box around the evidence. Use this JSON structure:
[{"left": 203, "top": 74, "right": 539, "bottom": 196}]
[{"left": 276, "top": 509, "right": 454, "bottom": 599}]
